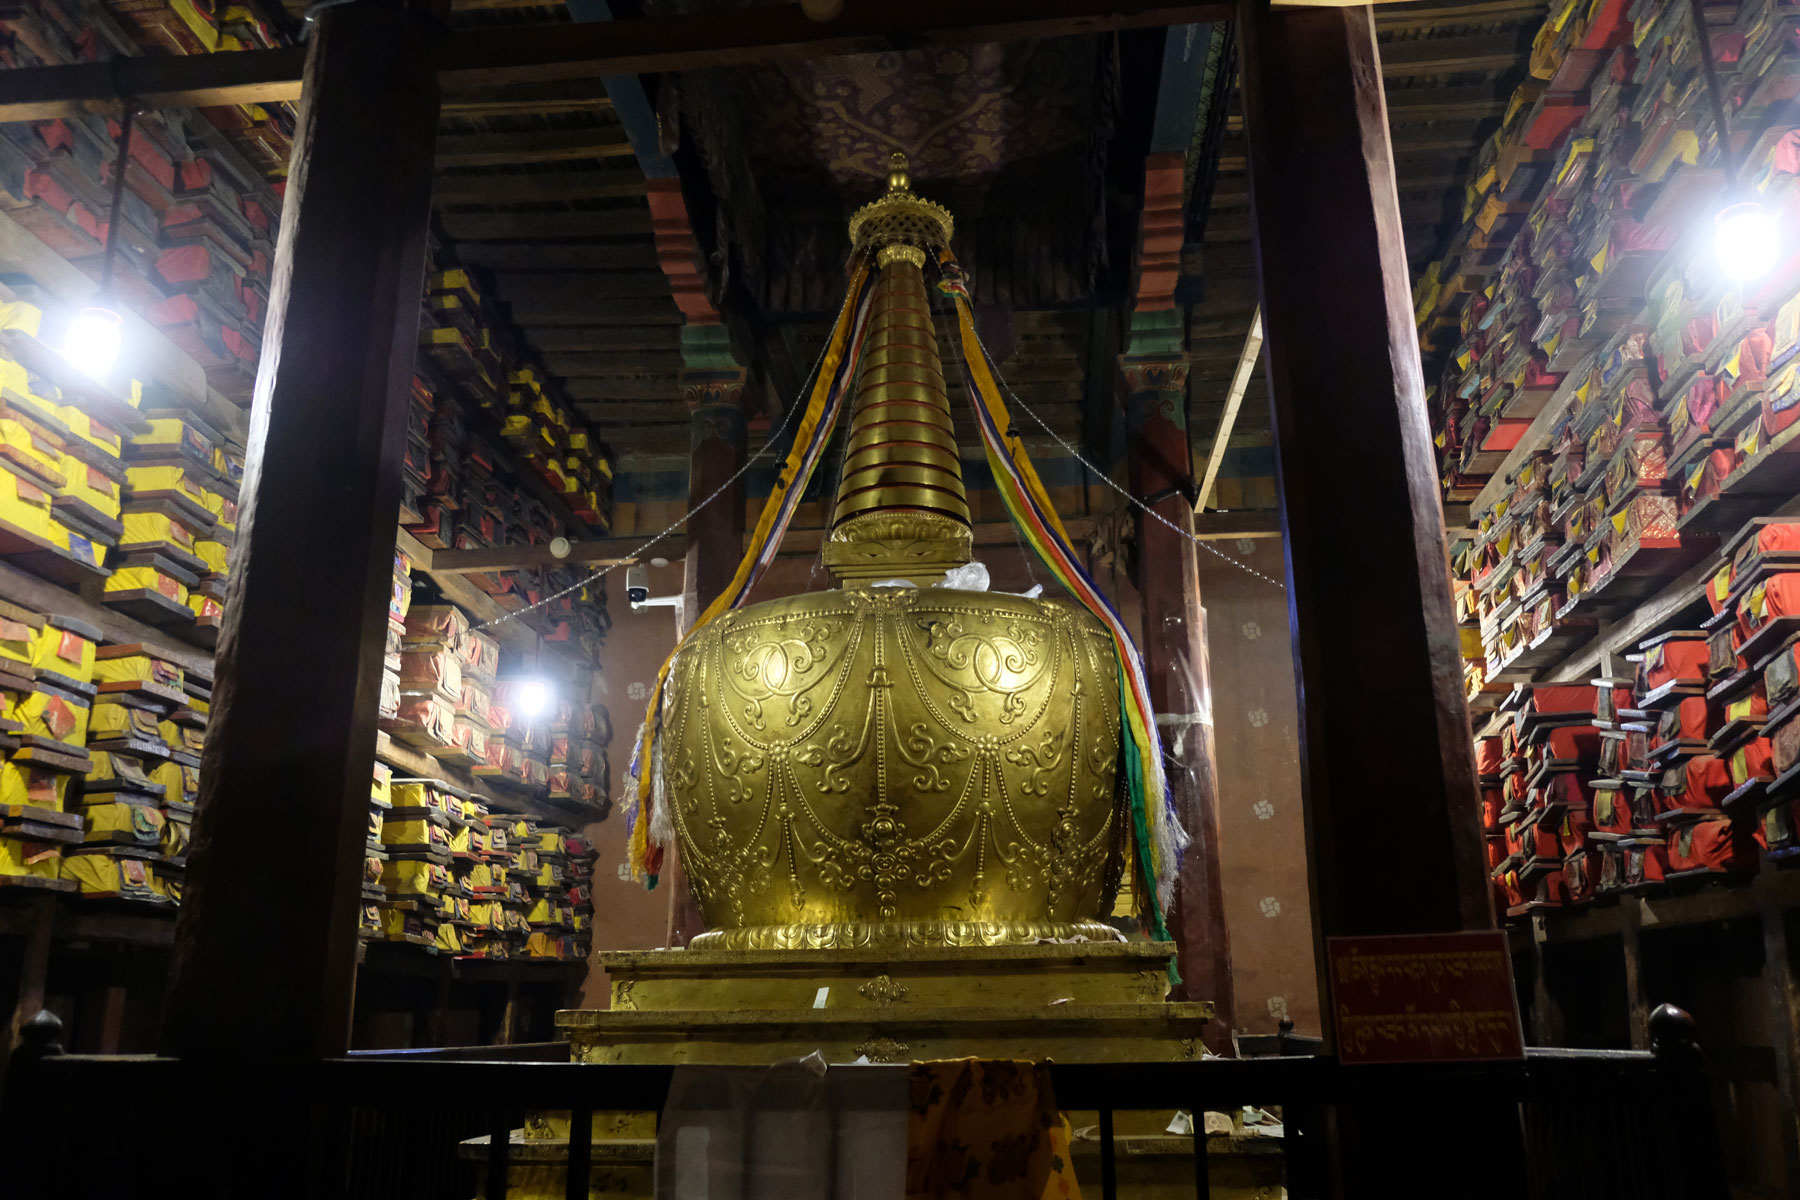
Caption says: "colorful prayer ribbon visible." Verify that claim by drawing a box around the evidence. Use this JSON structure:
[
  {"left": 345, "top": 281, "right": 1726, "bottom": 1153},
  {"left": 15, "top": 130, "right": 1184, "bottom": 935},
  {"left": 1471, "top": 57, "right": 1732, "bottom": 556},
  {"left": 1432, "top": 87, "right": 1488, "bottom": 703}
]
[{"left": 935, "top": 249, "right": 1186, "bottom": 938}]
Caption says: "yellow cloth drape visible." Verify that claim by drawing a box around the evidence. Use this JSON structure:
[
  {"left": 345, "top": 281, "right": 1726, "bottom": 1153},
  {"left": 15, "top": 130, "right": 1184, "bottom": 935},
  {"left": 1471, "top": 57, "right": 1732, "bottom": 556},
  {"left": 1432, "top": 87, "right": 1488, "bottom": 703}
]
[{"left": 906, "top": 1060, "right": 1081, "bottom": 1200}]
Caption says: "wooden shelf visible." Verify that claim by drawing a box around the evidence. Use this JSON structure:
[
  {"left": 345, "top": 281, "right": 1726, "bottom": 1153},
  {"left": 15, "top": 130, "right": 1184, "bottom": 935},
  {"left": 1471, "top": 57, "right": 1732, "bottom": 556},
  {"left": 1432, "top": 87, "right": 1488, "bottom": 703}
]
[
  {"left": 1530, "top": 866, "right": 1800, "bottom": 945},
  {"left": 396, "top": 527, "right": 597, "bottom": 670},
  {"left": 0, "top": 210, "right": 214, "bottom": 411},
  {"left": 373, "top": 730, "right": 588, "bottom": 829},
  {"left": 0, "top": 559, "right": 213, "bottom": 676},
  {"left": 358, "top": 939, "right": 586, "bottom": 981},
  {"left": 0, "top": 889, "right": 175, "bottom": 947},
  {"left": 0, "top": 328, "right": 151, "bottom": 437}
]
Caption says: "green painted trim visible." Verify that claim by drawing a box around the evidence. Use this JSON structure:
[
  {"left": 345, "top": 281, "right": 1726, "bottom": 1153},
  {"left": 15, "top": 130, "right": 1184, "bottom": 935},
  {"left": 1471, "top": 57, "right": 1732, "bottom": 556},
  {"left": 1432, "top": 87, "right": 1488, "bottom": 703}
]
[
  {"left": 1123, "top": 307, "right": 1186, "bottom": 357},
  {"left": 679, "top": 324, "right": 743, "bottom": 370}
]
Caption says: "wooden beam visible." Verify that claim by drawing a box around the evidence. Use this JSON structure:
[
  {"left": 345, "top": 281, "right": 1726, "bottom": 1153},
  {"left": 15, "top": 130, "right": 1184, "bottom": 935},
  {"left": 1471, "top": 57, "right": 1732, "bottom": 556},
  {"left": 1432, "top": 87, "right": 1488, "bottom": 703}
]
[
  {"left": 0, "top": 2, "right": 1229, "bottom": 121},
  {"left": 498, "top": 272, "right": 672, "bottom": 303},
  {"left": 1376, "top": 30, "right": 1530, "bottom": 75},
  {"left": 432, "top": 2, "right": 1234, "bottom": 87},
  {"left": 543, "top": 368, "right": 677, "bottom": 393},
  {"left": 438, "top": 210, "right": 652, "bottom": 240},
  {"left": 433, "top": 129, "right": 634, "bottom": 168},
  {"left": 1191, "top": 508, "right": 1282, "bottom": 539},
  {"left": 0, "top": 47, "right": 305, "bottom": 121},
  {"left": 1389, "top": 120, "right": 1491, "bottom": 152},
  {"left": 439, "top": 80, "right": 614, "bottom": 118},
  {"left": 1374, "top": 0, "right": 1546, "bottom": 29},
  {"left": 565, "top": 379, "right": 679, "bottom": 402},
  {"left": 573, "top": 399, "right": 698, "bottom": 422},
  {"left": 1197, "top": 307, "right": 1263, "bottom": 510},
  {"left": 162, "top": 6, "right": 441, "bottom": 1063},
  {"left": 439, "top": 96, "right": 611, "bottom": 118},
  {"left": 1206, "top": 196, "right": 1453, "bottom": 239},
  {"left": 455, "top": 241, "right": 659, "bottom": 271},
  {"left": 524, "top": 326, "right": 681, "bottom": 352},
  {"left": 1212, "top": 172, "right": 1465, "bottom": 207},
  {"left": 1384, "top": 84, "right": 1510, "bottom": 122},
  {"left": 432, "top": 169, "right": 646, "bottom": 206},
  {"left": 506, "top": 298, "right": 683, "bottom": 326}
]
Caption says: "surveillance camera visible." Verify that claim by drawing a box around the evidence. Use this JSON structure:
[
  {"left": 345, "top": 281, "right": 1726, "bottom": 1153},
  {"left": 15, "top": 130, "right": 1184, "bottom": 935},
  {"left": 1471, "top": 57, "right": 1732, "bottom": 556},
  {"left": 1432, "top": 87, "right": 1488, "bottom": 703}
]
[{"left": 626, "top": 564, "right": 649, "bottom": 606}]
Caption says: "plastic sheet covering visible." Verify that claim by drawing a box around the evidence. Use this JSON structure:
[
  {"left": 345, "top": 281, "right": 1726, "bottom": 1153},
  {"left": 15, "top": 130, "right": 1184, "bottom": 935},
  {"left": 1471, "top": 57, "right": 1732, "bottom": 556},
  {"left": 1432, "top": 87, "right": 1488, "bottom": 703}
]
[{"left": 655, "top": 1053, "right": 906, "bottom": 1200}]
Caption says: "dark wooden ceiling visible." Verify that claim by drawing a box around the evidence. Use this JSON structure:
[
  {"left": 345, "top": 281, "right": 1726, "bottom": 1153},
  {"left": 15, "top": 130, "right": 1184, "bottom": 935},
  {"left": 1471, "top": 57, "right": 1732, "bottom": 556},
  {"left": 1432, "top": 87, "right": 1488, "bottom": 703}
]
[{"left": 419, "top": 0, "right": 1545, "bottom": 484}]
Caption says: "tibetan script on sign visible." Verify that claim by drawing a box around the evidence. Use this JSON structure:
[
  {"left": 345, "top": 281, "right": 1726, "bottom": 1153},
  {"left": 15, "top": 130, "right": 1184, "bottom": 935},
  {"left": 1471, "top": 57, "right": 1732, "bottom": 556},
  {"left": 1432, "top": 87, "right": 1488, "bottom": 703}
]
[{"left": 1327, "top": 931, "right": 1525, "bottom": 1064}]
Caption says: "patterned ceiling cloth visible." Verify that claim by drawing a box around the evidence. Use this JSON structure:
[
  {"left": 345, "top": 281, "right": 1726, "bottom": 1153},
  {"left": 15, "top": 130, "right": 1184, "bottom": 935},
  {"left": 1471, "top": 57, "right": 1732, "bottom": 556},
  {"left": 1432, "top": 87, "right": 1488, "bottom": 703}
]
[{"left": 653, "top": 15, "right": 1119, "bottom": 313}]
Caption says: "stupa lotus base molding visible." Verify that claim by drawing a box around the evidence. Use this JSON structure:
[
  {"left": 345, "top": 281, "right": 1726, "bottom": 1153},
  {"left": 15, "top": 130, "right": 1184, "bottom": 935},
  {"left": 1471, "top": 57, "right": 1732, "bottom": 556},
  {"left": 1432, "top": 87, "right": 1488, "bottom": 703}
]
[
  {"left": 686, "top": 917, "right": 1126, "bottom": 951},
  {"left": 556, "top": 941, "right": 1210, "bottom": 1066},
  {"left": 593, "top": 940, "right": 1176, "bottom": 1010}
]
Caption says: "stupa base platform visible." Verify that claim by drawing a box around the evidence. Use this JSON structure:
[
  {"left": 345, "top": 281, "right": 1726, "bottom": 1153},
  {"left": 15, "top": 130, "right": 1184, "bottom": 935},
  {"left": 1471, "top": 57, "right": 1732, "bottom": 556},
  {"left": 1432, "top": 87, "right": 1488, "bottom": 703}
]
[
  {"left": 559, "top": 940, "right": 1211, "bottom": 1065},
  {"left": 468, "top": 941, "right": 1230, "bottom": 1196}
]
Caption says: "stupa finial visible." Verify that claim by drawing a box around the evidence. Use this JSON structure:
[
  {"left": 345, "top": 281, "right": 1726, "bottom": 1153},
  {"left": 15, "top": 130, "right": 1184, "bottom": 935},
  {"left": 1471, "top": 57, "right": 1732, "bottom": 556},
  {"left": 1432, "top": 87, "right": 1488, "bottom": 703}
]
[{"left": 822, "top": 153, "right": 971, "bottom": 585}]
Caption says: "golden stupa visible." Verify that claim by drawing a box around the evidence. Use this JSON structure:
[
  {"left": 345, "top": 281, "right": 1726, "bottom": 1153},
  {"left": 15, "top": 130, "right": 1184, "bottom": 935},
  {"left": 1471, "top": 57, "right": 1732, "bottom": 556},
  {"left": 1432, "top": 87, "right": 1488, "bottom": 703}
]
[
  {"left": 658, "top": 154, "right": 1129, "bottom": 949},
  {"left": 473, "top": 155, "right": 1229, "bottom": 1199}
]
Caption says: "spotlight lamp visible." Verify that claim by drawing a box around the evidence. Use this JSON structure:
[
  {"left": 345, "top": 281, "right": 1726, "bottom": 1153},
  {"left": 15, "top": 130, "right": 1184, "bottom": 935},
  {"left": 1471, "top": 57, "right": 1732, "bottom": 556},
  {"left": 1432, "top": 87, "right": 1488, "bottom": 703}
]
[
  {"left": 1714, "top": 199, "right": 1779, "bottom": 283},
  {"left": 61, "top": 100, "right": 141, "bottom": 382},
  {"left": 61, "top": 305, "right": 123, "bottom": 380},
  {"left": 1685, "top": 0, "right": 1781, "bottom": 285},
  {"left": 515, "top": 678, "right": 553, "bottom": 719}
]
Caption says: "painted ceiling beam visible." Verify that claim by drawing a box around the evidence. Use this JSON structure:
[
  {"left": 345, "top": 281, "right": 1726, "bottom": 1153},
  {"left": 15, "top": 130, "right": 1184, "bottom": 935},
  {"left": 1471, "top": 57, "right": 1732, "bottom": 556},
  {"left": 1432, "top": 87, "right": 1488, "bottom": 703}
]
[{"left": 0, "top": 1, "right": 1232, "bottom": 121}]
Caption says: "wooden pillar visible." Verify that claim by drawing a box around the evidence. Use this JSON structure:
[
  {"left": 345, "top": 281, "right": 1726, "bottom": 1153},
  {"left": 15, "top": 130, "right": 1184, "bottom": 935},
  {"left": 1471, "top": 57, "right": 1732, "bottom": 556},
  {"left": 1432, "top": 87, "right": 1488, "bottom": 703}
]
[
  {"left": 1119, "top": 312, "right": 1235, "bottom": 1047},
  {"left": 665, "top": 327, "right": 749, "bottom": 947},
  {"left": 1528, "top": 917, "right": 1566, "bottom": 1045},
  {"left": 1237, "top": 3, "right": 1492, "bottom": 1001},
  {"left": 161, "top": 3, "right": 440, "bottom": 1062},
  {"left": 679, "top": 335, "right": 750, "bottom": 618},
  {"left": 5, "top": 893, "right": 54, "bottom": 1054},
  {"left": 1757, "top": 863, "right": 1800, "bottom": 1184},
  {"left": 1238, "top": 7, "right": 1508, "bottom": 1190},
  {"left": 1621, "top": 900, "right": 1651, "bottom": 1050}
]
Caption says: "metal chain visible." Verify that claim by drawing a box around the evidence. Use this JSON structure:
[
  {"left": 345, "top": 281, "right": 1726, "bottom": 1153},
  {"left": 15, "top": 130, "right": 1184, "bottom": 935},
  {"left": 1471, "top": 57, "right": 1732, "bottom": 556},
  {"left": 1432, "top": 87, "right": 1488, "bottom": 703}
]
[
  {"left": 465, "top": 306, "right": 838, "bottom": 633},
  {"left": 950, "top": 291, "right": 1288, "bottom": 592}
]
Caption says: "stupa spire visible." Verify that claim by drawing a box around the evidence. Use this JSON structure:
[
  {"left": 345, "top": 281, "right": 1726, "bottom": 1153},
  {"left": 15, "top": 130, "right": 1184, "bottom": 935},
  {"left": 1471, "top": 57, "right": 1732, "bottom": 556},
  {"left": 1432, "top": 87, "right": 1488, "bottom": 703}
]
[{"left": 822, "top": 153, "right": 974, "bottom": 585}]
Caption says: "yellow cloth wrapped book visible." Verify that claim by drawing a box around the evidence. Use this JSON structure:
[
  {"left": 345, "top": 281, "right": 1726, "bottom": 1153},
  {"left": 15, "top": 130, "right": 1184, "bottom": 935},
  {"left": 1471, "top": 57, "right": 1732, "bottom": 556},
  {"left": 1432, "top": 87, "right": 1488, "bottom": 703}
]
[
  {"left": 0, "top": 833, "right": 62, "bottom": 882},
  {"left": 31, "top": 616, "right": 97, "bottom": 685}
]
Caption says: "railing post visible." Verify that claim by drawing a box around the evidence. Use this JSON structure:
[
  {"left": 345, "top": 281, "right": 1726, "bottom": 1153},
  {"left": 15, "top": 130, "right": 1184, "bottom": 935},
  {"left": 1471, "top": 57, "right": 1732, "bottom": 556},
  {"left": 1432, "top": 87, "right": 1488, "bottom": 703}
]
[
  {"left": 4, "top": 1011, "right": 65, "bottom": 1196},
  {"left": 1098, "top": 1107, "right": 1117, "bottom": 1200},
  {"left": 1190, "top": 1113, "right": 1211, "bottom": 1200},
  {"left": 1651, "top": 1004, "right": 1729, "bottom": 1200},
  {"left": 486, "top": 1109, "right": 512, "bottom": 1200},
  {"left": 566, "top": 1105, "right": 593, "bottom": 1200}
]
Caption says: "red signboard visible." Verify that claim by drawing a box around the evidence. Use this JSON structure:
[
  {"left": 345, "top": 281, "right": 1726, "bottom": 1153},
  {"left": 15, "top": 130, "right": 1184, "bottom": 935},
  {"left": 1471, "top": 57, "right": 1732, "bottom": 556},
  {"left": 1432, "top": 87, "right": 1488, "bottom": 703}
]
[{"left": 1327, "top": 931, "right": 1525, "bottom": 1064}]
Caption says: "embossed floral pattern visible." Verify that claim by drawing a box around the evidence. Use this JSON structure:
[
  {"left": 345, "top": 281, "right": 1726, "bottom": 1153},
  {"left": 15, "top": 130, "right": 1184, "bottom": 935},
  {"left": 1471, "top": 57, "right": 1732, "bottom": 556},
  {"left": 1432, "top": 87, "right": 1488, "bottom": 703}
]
[{"left": 662, "top": 586, "right": 1125, "bottom": 940}]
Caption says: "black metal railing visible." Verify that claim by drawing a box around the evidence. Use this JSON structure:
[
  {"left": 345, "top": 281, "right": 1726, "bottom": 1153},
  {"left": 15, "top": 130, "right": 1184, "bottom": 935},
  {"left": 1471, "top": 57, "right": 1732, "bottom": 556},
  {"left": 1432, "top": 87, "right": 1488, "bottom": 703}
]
[{"left": 2, "top": 1006, "right": 1728, "bottom": 1200}]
